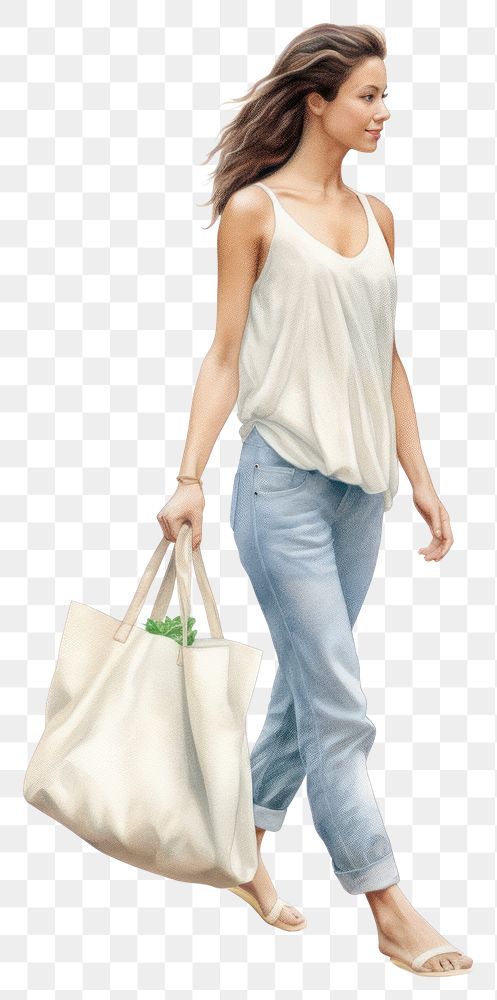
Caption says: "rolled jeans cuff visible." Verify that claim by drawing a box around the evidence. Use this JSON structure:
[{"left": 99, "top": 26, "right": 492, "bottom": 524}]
[
  {"left": 253, "top": 802, "right": 287, "bottom": 832},
  {"left": 334, "top": 852, "right": 400, "bottom": 894}
]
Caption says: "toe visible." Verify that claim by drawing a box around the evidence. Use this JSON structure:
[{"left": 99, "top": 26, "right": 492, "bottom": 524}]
[
  {"left": 421, "top": 951, "right": 471, "bottom": 973},
  {"left": 282, "top": 905, "right": 304, "bottom": 925},
  {"left": 439, "top": 957, "right": 454, "bottom": 970},
  {"left": 420, "top": 958, "right": 438, "bottom": 972}
]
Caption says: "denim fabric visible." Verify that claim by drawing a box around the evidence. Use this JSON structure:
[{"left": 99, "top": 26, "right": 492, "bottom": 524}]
[{"left": 230, "top": 426, "right": 400, "bottom": 894}]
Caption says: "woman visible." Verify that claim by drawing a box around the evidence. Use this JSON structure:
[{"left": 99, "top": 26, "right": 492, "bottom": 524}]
[{"left": 157, "top": 24, "right": 473, "bottom": 978}]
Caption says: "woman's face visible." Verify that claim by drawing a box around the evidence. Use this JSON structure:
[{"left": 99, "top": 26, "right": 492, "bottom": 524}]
[{"left": 312, "top": 56, "right": 391, "bottom": 153}]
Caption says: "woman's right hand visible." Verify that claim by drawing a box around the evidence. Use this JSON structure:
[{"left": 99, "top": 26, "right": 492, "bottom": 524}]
[{"left": 156, "top": 483, "right": 205, "bottom": 549}]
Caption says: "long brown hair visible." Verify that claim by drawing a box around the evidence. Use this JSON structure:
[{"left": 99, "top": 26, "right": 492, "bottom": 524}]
[{"left": 199, "top": 22, "right": 386, "bottom": 229}]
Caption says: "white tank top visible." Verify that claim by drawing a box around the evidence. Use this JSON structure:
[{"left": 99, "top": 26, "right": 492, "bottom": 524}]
[{"left": 236, "top": 180, "right": 399, "bottom": 511}]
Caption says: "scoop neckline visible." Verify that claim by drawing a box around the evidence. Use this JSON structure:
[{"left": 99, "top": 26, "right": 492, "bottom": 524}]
[{"left": 255, "top": 181, "right": 371, "bottom": 262}]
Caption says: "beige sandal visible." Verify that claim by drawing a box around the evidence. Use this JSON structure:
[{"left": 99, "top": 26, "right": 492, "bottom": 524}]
[
  {"left": 389, "top": 942, "right": 471, "bottom": 977},
  {"left": 228, "top": 886, "right": 306, "bottom": 931}
]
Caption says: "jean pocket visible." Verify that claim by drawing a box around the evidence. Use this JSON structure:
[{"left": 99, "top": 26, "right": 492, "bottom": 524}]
[
  {"left": 254, "top": 463, "right": 309, "bottom": 496},
  {"left": 229, "top": 470, "right": 240, "bottom": 530}
]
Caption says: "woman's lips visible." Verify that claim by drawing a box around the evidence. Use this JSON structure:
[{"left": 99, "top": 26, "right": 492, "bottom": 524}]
[{"left": 366, "top": 130, "right": 382, "bottom": 138}]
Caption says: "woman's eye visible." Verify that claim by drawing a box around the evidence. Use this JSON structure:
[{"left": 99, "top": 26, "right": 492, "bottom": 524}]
[{"left": 364, "top": 93, "right": 388, "bottom": 101}]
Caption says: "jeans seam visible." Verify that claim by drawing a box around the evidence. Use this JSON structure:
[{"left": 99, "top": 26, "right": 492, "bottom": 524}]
[
  {"left": 251, "top": 695, "right": 303, "bottom": 812},
  {"left": 230, "top": 470, "right": 240, "bottom": 531},
  {"left": 250, "top": 473, "right": 358, "bottom": 870},
  {"left": 247, "top": 455, "right": 305, "bottom": 800},
  {"left": 333, "top": 483, "right": 354, "bottom": 521}
]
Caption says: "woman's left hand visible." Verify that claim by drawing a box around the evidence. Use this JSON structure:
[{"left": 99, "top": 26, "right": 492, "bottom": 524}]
[{"left": 412, "top": 483, "right": 454, "bottom": 561}]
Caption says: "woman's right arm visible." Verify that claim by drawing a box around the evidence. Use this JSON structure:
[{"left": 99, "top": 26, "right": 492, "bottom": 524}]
[{"left": 156, "top": 185, "right": 268, "bottom": 548}]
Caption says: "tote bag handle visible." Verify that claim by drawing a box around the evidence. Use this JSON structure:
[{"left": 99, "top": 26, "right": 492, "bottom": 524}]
[
  {"left": 150, "top": 535, "right": 223, "bottom": 642},
  {"left": 113, "top": 522, "right": 223, "bottom": 644}
]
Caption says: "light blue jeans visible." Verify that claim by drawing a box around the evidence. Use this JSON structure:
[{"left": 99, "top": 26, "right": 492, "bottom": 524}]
[{"left": 230, "top": 426, "right": 400, "bottom": 894}]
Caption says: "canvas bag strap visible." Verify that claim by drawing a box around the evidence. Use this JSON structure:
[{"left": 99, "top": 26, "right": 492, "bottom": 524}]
[
  {"left": 113, "top": 522, "right": 223, "bottom": 643},
  {"left": 172, "top": 521, "right": 224, "bottom": 646},
  {"left": 149, "top": 545, "right": 177, "bottom": 620},
  {"left": 150, "top": 540, "right": 223, "bottom": 641}
]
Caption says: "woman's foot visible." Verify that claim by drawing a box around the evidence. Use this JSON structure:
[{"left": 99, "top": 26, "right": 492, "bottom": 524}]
[
  {"left": 366, "top": 884, "right": 473, "bottom": 974},
  {"left": 237, "top": 826, "right": 305, "bottom": 926}
]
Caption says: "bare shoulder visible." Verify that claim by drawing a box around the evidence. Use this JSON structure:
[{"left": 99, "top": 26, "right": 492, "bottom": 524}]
[
  {"left": 217, "top": 184, "right": 274, "bottom": 288},
  {"left": 364, "top": 193, "right": 394, "bottom": 226},
  {"left": 210, "top": 184, "right": 273, "bottom": 367},
  {"left": 218, "top": 183, "right": 272, "bottom": 239},
  {"left": 364, "top": 193, "right": 395, "bottom": 261}
]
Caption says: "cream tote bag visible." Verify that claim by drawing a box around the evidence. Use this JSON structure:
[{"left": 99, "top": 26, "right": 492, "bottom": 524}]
[{"left": 23, "top": 522, "right": 262, "bottom": 888}]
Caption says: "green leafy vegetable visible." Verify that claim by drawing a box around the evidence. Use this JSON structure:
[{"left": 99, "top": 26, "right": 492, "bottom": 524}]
[{"left": 141, "top": 614, "right": 197, "bottom": 645}]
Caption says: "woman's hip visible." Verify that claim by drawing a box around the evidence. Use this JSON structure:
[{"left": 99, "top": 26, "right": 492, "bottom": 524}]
[{"left": 235, "top": 427, "right": 382, "bottom": 529}]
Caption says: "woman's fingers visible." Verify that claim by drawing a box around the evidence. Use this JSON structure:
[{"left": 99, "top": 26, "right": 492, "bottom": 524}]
[
  {"left": 156, "top": 512, "right": 202, "bottom": 548},
  {"left": 418, "top": 514, "right": 453, "bottom": 561}
]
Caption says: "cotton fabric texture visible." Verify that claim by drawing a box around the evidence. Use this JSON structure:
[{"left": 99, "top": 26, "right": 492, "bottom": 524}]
[
  {"left": 230, "top": 427, "right": 401, "bottom": 894},
  {"left": 236, "top": 181, "right": 399, "bottom": 511},
  {"left": 23, "top": 523, "right": 262, "bottom": 889}
]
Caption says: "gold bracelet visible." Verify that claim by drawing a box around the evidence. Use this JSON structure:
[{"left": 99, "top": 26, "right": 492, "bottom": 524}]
[{"left": 176, "top": 474, "right": 203, "bottom": 487}]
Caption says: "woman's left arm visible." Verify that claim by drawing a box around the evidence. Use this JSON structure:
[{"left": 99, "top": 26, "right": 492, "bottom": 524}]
[
  {"left": 370, "top": 194, "right": 454, "bottom": 562},
  {"left": 391, "top": 347, "right": 453, "bottom": 561}
]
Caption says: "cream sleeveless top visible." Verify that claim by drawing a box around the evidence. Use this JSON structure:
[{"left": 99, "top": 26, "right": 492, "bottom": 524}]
[{"left": 236, "top": 181, "right": 399, "bottom": 511}]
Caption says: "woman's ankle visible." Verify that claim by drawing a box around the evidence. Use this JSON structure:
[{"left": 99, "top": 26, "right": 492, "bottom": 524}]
[
  {"left": 366, "top": 884, "right": 412, "bottom": 925},
  {"left": 255, "top": 825, "right": 266, "bottom": 847}
]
